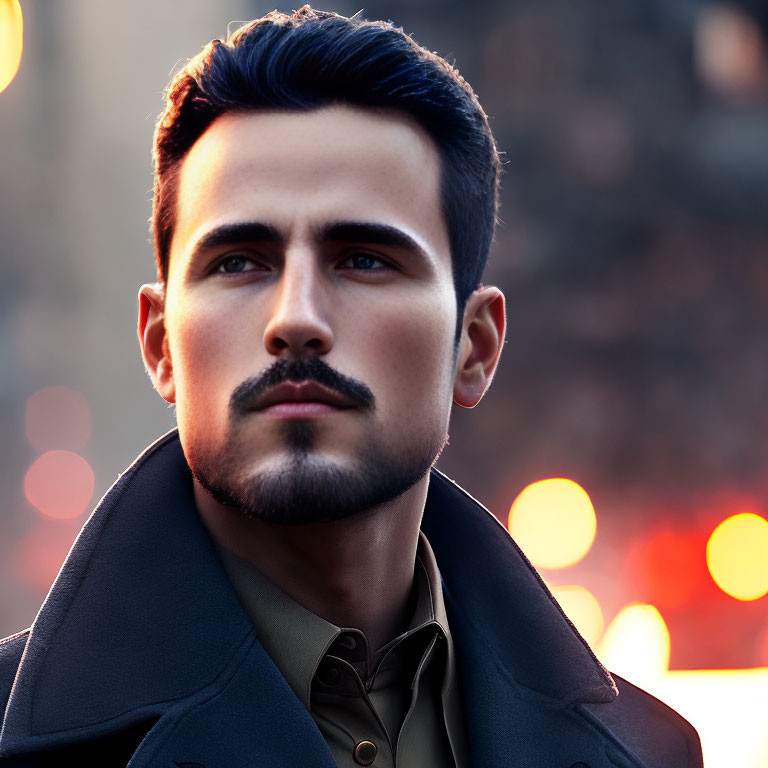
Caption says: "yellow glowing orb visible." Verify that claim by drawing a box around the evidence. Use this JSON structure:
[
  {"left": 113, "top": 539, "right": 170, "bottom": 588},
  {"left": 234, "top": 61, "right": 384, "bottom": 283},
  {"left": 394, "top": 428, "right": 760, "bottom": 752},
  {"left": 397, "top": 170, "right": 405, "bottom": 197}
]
[
  {"left": 550, "top": 584, "right": 604, "bottom": 647},
  {"left": 596, "top": 603, "right": 670, "bottom": 683},
  {"left": 0, "top": 0, "right": 23, "bottom": 95},
  {"left": 508, "top": 478, "right": 597, "bottom": 569},
  {"left": 706, "top": 512, "right": 768, "bottom": 601}
]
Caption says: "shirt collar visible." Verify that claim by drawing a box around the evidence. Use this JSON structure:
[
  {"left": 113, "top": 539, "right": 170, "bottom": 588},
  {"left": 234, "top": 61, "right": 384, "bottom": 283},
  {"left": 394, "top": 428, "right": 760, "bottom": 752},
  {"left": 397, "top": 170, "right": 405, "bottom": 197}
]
[
  {"left": 215, "top": 531, "right": 449, "bottom": 710},
  {"left": 215, "top": 542, "right": 337, "bottom": 710}
]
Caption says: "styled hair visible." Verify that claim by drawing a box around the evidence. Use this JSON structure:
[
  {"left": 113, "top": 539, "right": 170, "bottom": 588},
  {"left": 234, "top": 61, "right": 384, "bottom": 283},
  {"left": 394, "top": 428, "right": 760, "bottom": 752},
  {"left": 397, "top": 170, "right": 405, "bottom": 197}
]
[{"left": 152, "top": 6, "right": 501, "bottom": 331}]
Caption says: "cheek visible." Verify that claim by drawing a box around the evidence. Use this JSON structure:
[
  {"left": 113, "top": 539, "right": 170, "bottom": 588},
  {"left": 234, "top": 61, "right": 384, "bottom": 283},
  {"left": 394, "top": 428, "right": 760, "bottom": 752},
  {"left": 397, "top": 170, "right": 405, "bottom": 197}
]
[
  {"left": 359, "top": 293, "right": 457, "bottom": 430},
  {"left": 166, "top": 294, "right": 254, "bottom": 432}
]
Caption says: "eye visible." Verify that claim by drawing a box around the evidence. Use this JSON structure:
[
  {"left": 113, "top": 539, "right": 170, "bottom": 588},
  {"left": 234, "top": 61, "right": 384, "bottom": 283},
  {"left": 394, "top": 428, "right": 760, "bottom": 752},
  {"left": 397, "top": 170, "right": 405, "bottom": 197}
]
[
  {"left": 338, "top": 251, "right": 392, "bottom": 270},
  {"left": 214, "top": 252, "right": 267, "bottom": 274}
]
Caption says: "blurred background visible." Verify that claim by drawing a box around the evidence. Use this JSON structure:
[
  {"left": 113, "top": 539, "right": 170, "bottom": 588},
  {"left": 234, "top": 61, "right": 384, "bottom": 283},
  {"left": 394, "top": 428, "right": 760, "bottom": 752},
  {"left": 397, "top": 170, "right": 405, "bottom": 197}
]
[{"left": 2, "top": 0, "right": 767, "bottom": 763}]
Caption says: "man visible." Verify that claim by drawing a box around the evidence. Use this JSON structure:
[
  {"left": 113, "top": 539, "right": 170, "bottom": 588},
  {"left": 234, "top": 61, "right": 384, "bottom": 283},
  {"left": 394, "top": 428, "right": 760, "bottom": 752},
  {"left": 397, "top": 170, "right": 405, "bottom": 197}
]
[{"left": 0, "top": 7, "right": 701, "bottom": 767}]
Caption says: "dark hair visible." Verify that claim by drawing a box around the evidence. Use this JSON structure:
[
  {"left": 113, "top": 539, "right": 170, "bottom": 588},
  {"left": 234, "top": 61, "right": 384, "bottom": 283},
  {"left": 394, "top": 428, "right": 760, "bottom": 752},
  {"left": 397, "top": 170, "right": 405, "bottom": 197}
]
[{"left": 152, "top": 6, "right": 501, "bottom": 334}]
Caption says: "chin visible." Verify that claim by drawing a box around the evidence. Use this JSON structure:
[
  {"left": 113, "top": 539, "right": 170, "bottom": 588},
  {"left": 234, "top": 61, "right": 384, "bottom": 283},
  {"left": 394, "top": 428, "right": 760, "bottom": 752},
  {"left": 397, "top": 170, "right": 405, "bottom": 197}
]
[{"left": 188, "top": 426, "right": 445, "bottom": 526}]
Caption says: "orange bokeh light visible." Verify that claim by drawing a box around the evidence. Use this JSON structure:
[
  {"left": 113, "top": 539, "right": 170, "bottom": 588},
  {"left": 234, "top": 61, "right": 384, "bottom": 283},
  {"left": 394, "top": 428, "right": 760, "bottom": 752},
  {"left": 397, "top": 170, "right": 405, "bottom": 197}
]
[
  {"left": 24, "top": 450, "right": 95, "bottom": 520},
  {"left": 508, "top": 478, "right": 597, "bottom": 569},
  {"left": 550, "top": 584, "right": 604, "bottom": 647},
  {"left": 706, "top": 513, "right": 768, "bottom": 601},
  {"left": 0, "top": 0, "right": 23, "bottom": 95},
  {"left": 25, "top": 386, "right": 92, "bottom": 452}
]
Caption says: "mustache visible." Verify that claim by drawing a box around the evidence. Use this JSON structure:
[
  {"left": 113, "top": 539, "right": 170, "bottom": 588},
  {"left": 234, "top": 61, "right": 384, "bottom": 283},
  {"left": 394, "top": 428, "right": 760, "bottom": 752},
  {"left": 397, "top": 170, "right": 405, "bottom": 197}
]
[{"left": 230, "top": 357, "right": 375, "bottom": 415}]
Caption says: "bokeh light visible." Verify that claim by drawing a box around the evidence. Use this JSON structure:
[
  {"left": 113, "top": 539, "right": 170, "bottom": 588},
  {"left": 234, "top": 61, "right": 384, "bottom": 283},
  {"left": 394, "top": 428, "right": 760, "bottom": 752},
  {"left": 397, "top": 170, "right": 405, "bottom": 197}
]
[
  {"left": 759, "top": 626, "right": 768, "bottom": 668},
  {"left": 25, "top": 386, "right": 92, "bottom": 452},
  {"left": 653, "top": 667, "right": 768, "bottom": 768},
  {"left": 24, "top": 450, "right": 95, "bottom": 520},
  {"left": 550, "top": 584, "right": 604, "bottom": 647},
  {"left": 596, "top": 600, "right": 768, "bottom": 767},
  {"left": 12, "top": 521, "right": 80, "bottom": 592},
  {"left": 695, "top": 4, "right": 768, "bottom": 97},
  {"left": 596, "top": 603, "right": 670, "bottom": 685},
  {"left": 623, "top": 526, "right": 708, "bottom": 610},
  {"left": 508, "top": 478, "right": 597, "bottom": 569},
  {"left": 706, "top": 513, "right": 768, "bottom": 601},
  {"left": 0, "top": 0, "right": 23, "bottom": 95}
]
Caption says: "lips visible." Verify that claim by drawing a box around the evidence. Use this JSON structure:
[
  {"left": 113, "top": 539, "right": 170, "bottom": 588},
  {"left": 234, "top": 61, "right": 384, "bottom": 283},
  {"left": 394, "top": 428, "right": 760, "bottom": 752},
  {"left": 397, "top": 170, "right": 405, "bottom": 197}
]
[{"left": 251, "top": 381, "right": 357, "bottom": 411}]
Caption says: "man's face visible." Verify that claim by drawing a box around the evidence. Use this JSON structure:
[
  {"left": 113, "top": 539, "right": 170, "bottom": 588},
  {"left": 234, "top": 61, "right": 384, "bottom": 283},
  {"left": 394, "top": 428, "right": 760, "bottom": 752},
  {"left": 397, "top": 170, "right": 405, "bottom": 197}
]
[{"left": 160, "top": 106, "right": 459, "bottom": 523}]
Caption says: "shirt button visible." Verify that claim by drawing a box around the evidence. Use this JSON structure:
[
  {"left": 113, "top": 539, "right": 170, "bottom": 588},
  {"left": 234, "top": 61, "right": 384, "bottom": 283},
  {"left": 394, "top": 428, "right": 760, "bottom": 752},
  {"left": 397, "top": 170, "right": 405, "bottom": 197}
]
[
  {"left": 317, "top": 663, "right": 341, "bottom": 687},
  {"left": 337, "top": 634, "right": 358, "bottom": 651},
  {"left": 353, "top": 740, "right": 378, "bottom": 765}
]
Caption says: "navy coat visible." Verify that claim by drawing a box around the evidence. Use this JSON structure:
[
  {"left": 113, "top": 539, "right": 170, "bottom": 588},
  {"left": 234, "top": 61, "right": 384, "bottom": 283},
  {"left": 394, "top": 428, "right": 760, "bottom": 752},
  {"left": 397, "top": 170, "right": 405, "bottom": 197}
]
[{"left": 0, "top": 430, "right": 702, "bottom": 767}]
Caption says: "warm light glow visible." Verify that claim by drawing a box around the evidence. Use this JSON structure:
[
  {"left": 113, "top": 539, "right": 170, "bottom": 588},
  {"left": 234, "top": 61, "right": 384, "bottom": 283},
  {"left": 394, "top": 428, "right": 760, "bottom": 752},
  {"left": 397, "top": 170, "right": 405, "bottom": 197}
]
[
  {"left": 550, "top": 584, "right": 604, "bottom": 647},
  {"left": 24, "top": 450, "right": 95, "bottom": 520},
  {"left": 653, "top": 668, "right": 768, "bottom": 768},
  {"left": 760, "top": 626, "right": 768, "bottom": 667},
  {"left": 706, "top": 513, "right": 768, "bottom": 601},
  {"left": 624, "top": 527, "right": 706, "bottom": 609},
  {"left": 508, "top": 478, "right": 597, "bottom": 569},
  {"left": 25, "top": 386, "right": 92, "bottom": 452},
  {"left": 0, "top": 0, "right": 23, "bottom": 95},
  {"left": 595, "top": 600, "right": 768, "bottom": 766},
  {"left": 12, "top": 521, "right": 81, "bottom": 592},
  {"left": 695, "top": 5, "right": 768, "bottom": 96},
  {"left": 596, "top": 603, "right": 670, "bottom": 685}
]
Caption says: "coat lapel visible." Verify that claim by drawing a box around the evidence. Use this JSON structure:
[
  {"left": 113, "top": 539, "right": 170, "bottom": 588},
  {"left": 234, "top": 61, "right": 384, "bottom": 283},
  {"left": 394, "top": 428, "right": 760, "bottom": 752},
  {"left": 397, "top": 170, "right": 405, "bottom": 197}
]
[
  {"left": 127, "top": 638, "right": 337, "bottom": 768},
  {"left": 0, "top": 429, "right": 336, "bottom": 767},
  {"left": 422, "top": 472, "right": 640, "bottom": 768}
]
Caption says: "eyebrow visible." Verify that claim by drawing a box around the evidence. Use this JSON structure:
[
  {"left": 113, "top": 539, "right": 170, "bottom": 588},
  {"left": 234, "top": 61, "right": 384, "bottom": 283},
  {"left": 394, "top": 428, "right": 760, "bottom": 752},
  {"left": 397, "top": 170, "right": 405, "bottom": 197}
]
[
  {"left": 320, "top": 221, "right": 429, "bottom": 261},
  {"left": 186, "top": 219, "right": 431, "bottom": 265},
  {"left": 187, "top": 221, "right": 282, "bottom": 263}
]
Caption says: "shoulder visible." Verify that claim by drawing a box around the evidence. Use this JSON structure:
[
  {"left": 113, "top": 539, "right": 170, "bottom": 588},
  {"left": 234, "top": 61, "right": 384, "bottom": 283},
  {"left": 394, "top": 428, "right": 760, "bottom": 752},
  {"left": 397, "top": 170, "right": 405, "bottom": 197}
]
[
  {"left": 0, "top": 630, "right": 30, "bottom": 712},
  {"left": 581, "top": 673, "right": 703, "bottom": 768}
]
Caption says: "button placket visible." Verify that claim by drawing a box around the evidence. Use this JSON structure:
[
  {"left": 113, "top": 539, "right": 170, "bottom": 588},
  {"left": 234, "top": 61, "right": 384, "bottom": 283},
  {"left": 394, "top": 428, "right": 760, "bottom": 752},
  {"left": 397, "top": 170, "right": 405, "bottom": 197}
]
[
  {"left": 311, "top": 660, "right": 393, "bottom": 767},
  {"left": 317, "top": 660, "right": 342, "bottom": 688}
]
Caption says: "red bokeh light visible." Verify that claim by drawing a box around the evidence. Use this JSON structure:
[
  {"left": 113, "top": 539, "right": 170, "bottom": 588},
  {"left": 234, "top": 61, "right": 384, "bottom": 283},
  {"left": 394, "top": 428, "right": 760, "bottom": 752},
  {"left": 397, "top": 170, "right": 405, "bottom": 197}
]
[
  {"left": 624, "top": 526, "right": 709, "bottom": 610},
  {"left": 24, "top": 450, "right": 95, "bottom": 520},
  {"left": 759, "top": 626, "right": 768, "bottom": 668},
  {"left": 12, "top": 521, "right": 80, "bottom": 592}
]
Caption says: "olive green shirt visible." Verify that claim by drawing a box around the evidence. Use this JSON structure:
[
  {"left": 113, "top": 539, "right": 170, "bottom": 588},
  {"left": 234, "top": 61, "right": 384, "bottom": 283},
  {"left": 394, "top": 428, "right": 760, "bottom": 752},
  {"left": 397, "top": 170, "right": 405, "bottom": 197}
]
[{"left": 216, "top": 532, "right": 469, "bottom": 768}]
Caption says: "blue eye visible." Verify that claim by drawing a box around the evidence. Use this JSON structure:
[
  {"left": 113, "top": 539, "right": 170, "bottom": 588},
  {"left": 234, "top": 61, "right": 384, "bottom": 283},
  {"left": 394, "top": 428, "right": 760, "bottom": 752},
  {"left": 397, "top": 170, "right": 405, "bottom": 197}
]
[
  {"left": 341, "top": 252, "right": 389, "bottom": 270},
  {"left": 215, "top": 254, "right": 263, "bottom": 274}
]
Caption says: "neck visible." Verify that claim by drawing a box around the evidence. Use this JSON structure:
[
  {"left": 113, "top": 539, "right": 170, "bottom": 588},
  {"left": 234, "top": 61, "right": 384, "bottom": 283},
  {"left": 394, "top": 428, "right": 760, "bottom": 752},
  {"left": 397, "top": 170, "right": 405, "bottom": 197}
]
[{"left": 193, "top": 476, "right": 429, "bottom": 652}]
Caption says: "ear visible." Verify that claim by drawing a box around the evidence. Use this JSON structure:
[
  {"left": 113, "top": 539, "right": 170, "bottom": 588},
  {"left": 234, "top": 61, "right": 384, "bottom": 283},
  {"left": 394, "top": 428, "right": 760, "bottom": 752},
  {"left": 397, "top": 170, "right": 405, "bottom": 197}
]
[
  {"left": 137, "top": 283, "right": 176, "bottom": 403},
  {"left": 453, "top": 285, "right": 506, "bottom": 408}
]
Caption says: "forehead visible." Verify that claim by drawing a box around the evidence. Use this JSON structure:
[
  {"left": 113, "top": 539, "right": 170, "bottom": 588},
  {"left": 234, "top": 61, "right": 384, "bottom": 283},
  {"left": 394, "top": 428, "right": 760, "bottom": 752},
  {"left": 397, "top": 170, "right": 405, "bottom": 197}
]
[{"left": 170, "top": 105, "right": 450, "bottom": 275}]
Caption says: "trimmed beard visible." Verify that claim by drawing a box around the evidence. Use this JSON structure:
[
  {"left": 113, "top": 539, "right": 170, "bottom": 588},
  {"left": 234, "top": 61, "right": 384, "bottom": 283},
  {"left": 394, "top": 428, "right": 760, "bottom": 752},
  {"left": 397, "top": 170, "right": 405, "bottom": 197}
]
[{"left": 188, "top": 416, "right": 449, "bottom": 525}]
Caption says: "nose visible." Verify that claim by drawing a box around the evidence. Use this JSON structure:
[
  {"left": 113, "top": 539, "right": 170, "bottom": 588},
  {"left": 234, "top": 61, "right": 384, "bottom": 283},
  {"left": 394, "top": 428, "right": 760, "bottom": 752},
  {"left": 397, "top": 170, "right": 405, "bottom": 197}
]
[{"left": 263, "top": 247, "right": 334, "bottom": 357}]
